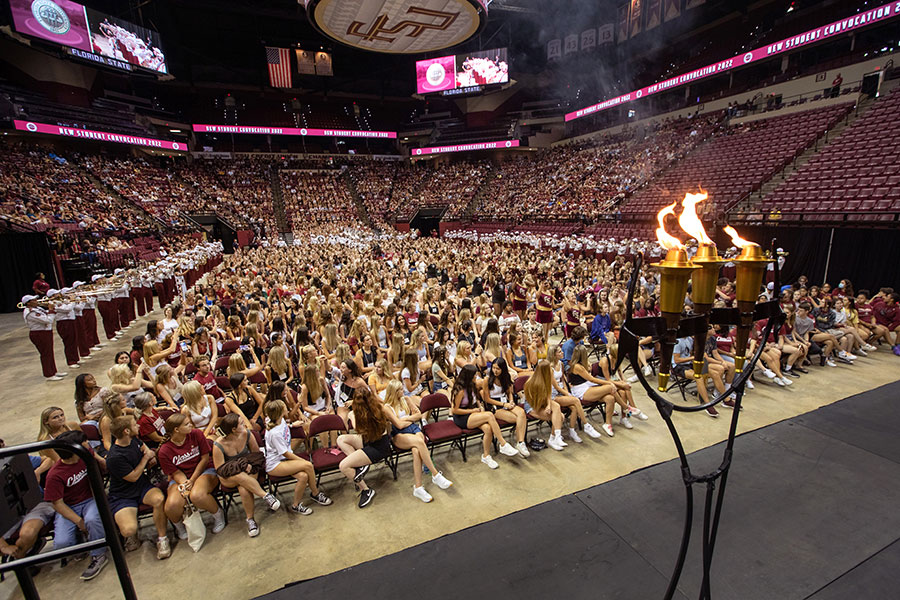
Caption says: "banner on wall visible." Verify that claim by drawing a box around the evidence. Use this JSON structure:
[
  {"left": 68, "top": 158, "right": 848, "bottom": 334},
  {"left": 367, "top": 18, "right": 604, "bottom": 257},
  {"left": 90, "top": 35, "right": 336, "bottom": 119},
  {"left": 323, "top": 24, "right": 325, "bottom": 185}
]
[
  {"left": 296, "top": 49, "right": 316, "bottom": 75},
  {"left": 14, "top": 120, "right": 185, "bottom": 151},
  {"left": 646, "top": 0, "right": 662, "bottom": 30},
  {"left": 314, "top": 51, "right": 333, "bottom": 76},
  {"left": 617, "top": 3, "right": 629, "bottom": 43},
  {"left": 580, "top": 28, "right": 597, "bottom": 51},
  {"left": 664, "top": 0, "right": 681, "bottom": 22},
  {"left": 547, "top": 38, "right": 562, "bottom": 60},
  {"left": 412, "top": 139, "right": 520, "bottom": 156},
  {"left": 599, "top": 23, "right": 615, "bottom": 45},
  {"left": 564, "top": 33, "right": 579, "bottom": 55},
  {"left": 630, "top": 0, "right": 643, "bottom": 38}
]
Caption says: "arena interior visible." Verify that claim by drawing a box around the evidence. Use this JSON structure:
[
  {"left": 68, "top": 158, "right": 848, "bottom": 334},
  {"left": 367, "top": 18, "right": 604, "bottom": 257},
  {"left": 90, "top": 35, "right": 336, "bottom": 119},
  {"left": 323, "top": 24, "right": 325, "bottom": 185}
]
[{"left": 1, "top": 0, "right": 900, "bottom": 599}]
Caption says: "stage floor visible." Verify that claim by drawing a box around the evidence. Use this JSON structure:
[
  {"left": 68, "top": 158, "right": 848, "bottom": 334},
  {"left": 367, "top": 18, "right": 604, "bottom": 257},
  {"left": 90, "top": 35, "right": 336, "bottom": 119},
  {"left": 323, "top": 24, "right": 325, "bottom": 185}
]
[{"left": 260, "top": 381, "right": 900, "bottom": 600}]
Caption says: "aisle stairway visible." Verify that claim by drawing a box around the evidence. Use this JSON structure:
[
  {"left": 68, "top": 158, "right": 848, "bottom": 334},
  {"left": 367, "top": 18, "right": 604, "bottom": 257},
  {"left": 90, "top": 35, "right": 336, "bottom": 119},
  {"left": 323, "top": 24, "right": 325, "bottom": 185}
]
[
  {"left": 77, "top": 165, "right": 172, "bottom": 231},
  {"left": 342, "top": 170, "right": 373, "bottom": 228},
  {"left": 268, "top": 168, "right": 288, "bottom": 232}
]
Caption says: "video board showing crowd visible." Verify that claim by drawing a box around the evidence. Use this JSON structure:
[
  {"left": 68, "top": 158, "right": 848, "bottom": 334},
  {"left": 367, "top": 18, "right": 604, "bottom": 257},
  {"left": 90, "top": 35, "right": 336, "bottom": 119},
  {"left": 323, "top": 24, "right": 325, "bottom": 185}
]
[
  {"left": 9, "top": 0, "right": 168, "bottom": 74},
  {"left": 415, "top": 47, "right": 508, "bottom": 95}
]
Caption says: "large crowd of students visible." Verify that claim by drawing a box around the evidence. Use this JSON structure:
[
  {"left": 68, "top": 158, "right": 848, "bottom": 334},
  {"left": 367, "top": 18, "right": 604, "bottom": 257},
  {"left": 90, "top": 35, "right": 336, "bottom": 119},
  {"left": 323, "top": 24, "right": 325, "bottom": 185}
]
[{"left": 10, "top": 225, "right": 899, "bottom": 582}]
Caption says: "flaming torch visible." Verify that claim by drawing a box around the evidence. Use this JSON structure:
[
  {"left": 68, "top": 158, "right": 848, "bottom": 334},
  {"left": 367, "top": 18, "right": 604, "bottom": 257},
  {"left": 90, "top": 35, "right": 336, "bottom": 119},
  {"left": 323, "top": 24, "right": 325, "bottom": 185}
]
[
  {"left": 678, "top": 192, "right": 726, "bottom": 377},
  {"left": 724, "top": 226, "right": 773, "bottom": 372},
  {"left": 652, "top": 203, "right": 697, "bottom": 391}
]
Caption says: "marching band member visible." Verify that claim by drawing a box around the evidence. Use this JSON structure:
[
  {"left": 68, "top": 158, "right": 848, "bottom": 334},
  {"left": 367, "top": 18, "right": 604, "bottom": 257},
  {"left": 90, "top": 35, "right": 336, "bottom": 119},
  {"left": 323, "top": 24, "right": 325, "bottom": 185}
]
[
  {"left": 52, "top": 289, "right": 82, "bottom": 370},
  {"left": 113, "top": 270, "right": 131, "bottom": 336},
  {"left": 95, "top": 275, "right": 119, "bottom": 341},
  {"left": 23, "top": 295, "right": 66, "bottom": 381}
]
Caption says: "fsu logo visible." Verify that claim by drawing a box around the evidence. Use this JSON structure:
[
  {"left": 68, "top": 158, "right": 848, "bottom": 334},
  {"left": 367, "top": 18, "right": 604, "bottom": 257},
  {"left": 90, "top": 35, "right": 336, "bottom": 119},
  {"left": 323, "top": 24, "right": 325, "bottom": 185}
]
[
  {"left": 347, "top": 7, "right": 458, "bottom": 44},
  {"left": 31, "top": 0, "right": 70, "bottom": 35},
  {"left": 426, "top": 62, "right": 446, "bottom": 86}
]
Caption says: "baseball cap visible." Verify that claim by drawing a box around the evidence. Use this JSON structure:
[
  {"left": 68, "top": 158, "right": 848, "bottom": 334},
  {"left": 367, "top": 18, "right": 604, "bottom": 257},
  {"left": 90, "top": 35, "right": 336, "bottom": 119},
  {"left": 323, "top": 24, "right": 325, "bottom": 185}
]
[{"left": 21, "top": 294, "right": 39, "bottom": 304}]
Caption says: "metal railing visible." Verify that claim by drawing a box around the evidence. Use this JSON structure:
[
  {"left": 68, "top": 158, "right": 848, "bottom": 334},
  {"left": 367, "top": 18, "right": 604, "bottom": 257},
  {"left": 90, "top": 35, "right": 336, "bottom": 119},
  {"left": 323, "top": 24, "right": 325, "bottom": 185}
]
[{"left": 0, "top": 440, "right": 136, "bottom": 600}]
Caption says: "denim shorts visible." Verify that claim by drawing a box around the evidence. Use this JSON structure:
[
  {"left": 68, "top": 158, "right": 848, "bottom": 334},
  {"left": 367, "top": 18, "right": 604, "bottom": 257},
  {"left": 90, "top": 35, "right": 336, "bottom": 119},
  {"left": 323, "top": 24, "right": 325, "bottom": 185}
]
[{"left": 168, "top": 467, "right": 218, "bottom": 486}]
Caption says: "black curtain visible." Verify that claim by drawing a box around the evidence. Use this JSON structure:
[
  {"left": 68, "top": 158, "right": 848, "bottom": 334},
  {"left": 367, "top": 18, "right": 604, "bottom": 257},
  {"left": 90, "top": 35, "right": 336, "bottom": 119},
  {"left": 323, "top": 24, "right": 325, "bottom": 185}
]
[
  {"left": 725, "top": 226, "right": 900, "bottom": 292},
  {"left": 0, "top": 233, "right": 55, "bottom": 313}
]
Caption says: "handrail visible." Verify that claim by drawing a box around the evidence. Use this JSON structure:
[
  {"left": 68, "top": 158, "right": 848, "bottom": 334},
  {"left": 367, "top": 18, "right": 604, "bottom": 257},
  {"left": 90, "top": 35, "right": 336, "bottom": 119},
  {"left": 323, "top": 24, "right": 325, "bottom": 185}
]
[
  {"left": 729, "top": 210, "right": 899, "bottom": 224},
  {"left": 0, "top": 439, "right": 136, "bottom": 600}
]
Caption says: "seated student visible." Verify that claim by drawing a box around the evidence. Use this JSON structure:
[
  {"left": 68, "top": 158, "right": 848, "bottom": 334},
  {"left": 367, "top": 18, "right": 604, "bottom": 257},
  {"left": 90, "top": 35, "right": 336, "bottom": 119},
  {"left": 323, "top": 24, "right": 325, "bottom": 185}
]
[
  {"left": 158, "top": 413, "right": 225, "bottom": 539},
  {"left": 354, "top": 334, "right": 379, "bottom": 375},
  {"left": 44, "top": 430, "right": 108, "bottom": 581},
  {"left": 522, "top": 360, "right": 566, "bottom": 451},
  {"left": 154, "top": 363, "right": 184, "bottom": 409},
  {"left": 383, "top": 381, "right": 453, "bottom": 503},
  {"left": 0, "top": 439, "right": 55, "bottom": 561},
  {"left": 430, "top": 345, "right": 454, "bottom": 397},
  {"left": 366, "top": 359, "right": 392, "bottom": 400},
  {"left": 671, "top": 337, "right": 718, "bottom": 418},
  {"left": 561, "top": 326, "right": 587, "bottom": 369},
  {"left": 797, "top": 302, "right": 839, "bottom": 366},
  {"left": 335, "top": 387, "right": 393, "bottom": 508},
  {"left": 224, "top": 372, "right": 264, "bottom": 431},
  {"left": 399, "top": 348, "right": 427, "bottom": 409},
  {"left": 870, "top": 291, "right": 900, "bottom": 350},
  {"left": 106, "top": 415, "right": 170, "bottom": 560},
  {"left": 264, "top": 400, "right": 332, "bottom": 514},
  {"left": 181, "top": 380, "right": 218, "bottom": 439},
  {"left": 481, "top": 357, "right": 530, "bottom": 458},
  {"left": 857, "top": 290, "right": 892, "bottom": 347},
  {"left": 589, "top": 303, "right": 612, "bottom": 345},
  {"left": 813, "top": 297, "right": 857, "bottom": 362},
  {"left": 211, "top": 414, "right": 281, "bottom": 538},
  {"left": 450, "top": 364, "right": 521, "bottom": 469},
  {"left": 505, "top": 332, "right": 533, "bottom": 378},
  {"left": 547, "top": 344, "right": 603, "bottom": 441},
  {"left": 134, "top": 392, "right": 166, "bottom": 447},
  {"left": 191, "top": 356, "right": 225, "bottom": 404},
  {"left": 566, "top": 345, "right": 622, "bottom": 434}
]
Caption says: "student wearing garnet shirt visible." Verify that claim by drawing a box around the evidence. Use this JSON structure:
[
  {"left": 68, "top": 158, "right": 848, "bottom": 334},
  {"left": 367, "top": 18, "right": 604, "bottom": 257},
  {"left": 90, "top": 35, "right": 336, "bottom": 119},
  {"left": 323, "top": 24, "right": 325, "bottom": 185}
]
[
  {"left": 856, "top": 291, "right": 890, "bottom": 346},
  {"left": 871, "top": 291, "right": 900, "bottom": 349},
  {"left": 158, "top": 413, "right": 225, "bottom": 538},
  {"left": 44, "top": 430, "right": 108, "bottom": 581},
  {"left": 106, "top": 416, "right": 170, "bottom": 560},
  {"left": 192, "top": 355, "right": 224, "bottom": 403},
  {"left": 134, "top": 393, "right": 166, "bottom": 447}
]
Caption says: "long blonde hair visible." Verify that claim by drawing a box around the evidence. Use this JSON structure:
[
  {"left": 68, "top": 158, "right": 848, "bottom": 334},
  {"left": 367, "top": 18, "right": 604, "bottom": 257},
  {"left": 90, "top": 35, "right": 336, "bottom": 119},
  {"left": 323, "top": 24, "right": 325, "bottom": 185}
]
[
  {"left": 484, "top": 333, "right": 503, "bottom": 360},
  {"left": 109, "top": 363, "right": 133, "bottom": 386},
  {"left": 383, "top": 380, "right": 409, "bottom": 417},
  {"left": 388, "top": 333, "right": 404, "bottom": 364},
  {"left": 323, "top": 323, "right": 339, "bottom": 352},
  {"left": 143, "top": 340, "right": 161, "bottom": 366},
  {"left": 334, "top": 343, "right": 351, "bottom": 365},
  {"left": 268, "top": 346, "right": 288, "bottom": 376},
  {"left": 302, "top": 364, "right": 323, "bottom": 402},
  {"left": 182, "top": 380, "right": 206, "bottom": 414},
  {"left": 227, "top": 353, "right": 247, "bottom": 377},
  {"left": 524, "top": 360, "right": 553, "bottom": 413}
]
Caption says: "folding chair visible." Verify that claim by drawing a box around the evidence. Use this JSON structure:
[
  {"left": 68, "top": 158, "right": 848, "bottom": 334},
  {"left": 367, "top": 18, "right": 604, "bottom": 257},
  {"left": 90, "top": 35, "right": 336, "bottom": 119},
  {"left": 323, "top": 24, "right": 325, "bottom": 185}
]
[{"left": 419, "top": 393, "right": 468, "bottom": 461}]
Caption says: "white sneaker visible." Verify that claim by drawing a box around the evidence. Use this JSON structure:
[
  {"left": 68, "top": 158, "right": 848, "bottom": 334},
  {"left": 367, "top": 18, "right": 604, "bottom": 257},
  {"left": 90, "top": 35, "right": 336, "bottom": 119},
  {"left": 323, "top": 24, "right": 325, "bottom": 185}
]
[
  {"left": 547, "top": 435, "right": 565, "bottom": 451},
  {"left": 864, "top": 343, "right": 877, "bottom": 351},
  {"left": 856, "top": 348, "right": 868, "bottom": 357},
  {"left": 568, "top": 427, "right": 584, "bottom": 442},
  {"left": 620, "top": 416, "right": 633, "bottom": 430},
  {"left": 173, "top": 521, "right": 188, "bottom": 540},
  {"left": 774, "top": 377, "right": 785, "bottom": 387},
  {"left": 499, "top": 442, "right": 520, "bottom": 457},
  {"left": 601, "top": 423, "right": 615, "bottom": 437},
  {"left": 481, "top": 454, "right": 499, "bottom": 469},
  {"left": 46, "top": 375, "right": 65, "bottom": 381},
  {"left": 582, "top": 423, "right": 602, "bottom": 439},
  {"left": 516, "top": 441, "right": 530, "bottom": 458},
  {"left": 627, "top": 374, "right": 639, "bottom": 383},
  {"left": 642, "top": 365, "right": 653, "bottom": 376},
  {"left": 212, "top": 509, "right": 226, "bottom": 534},
  {"left": 781, "top": 376, "right": 793, "bottom": 386},
  {"left": 432, "top": 472, "right": 453, "bottom": 489},
  {"left": 745, "top": 379, "right": 755, "bottom": 390},
  {"left": 69, "top": 364, "right": 80, "bottom": 369},
  {"left": 413, "top": 486, "right": 433, "bottom": 503},
  {"left": 826, "top": 358, "right": 837, "bottom": 367},
  {"left": 838, "top": 350, "right": 856, "bottom": 360},
  {"left": 763, "top": 368, "right": 776, "bottom": 379},
  {"left": 628, "top": 406, "right": 649, "bottom": 421}
]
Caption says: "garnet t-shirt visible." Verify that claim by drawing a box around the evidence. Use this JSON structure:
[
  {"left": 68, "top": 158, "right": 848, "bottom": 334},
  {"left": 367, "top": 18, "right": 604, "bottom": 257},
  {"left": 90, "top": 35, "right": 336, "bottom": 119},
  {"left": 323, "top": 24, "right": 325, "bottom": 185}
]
[
  {"left": 44, "top": 457, "right": 92, "bottom": 505},
  {"left": 137, "top": 409, "right": 166, "bottom": 442},
  {"left": 193, "top": 371, "right": 224, "bottom": 401},
  {"left": 158, "top": 429, "right": 211, "bottom": 477}
]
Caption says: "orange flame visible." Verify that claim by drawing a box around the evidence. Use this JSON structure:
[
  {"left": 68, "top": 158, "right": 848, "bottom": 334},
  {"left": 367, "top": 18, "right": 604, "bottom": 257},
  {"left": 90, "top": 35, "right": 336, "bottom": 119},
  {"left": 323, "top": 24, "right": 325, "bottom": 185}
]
[
  {"left": 655, "top": 202, "right": 683, "bottom": 251},
  {"left": 723, "top": 225, "right": 758, "bottom": 249},
  {"left": 678, "top": 191, "right": 713, "bottom": 245}
]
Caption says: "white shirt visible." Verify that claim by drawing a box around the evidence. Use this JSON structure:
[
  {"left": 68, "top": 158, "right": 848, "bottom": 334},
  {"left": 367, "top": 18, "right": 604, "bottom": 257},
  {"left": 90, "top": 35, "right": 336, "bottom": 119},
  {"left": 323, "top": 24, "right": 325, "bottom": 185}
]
[
  {"left": 264, "top": 419, "right": 291, "bottom": 472},
  {"left": 24, "top": 307, "right": 54, "bottom": 331}
]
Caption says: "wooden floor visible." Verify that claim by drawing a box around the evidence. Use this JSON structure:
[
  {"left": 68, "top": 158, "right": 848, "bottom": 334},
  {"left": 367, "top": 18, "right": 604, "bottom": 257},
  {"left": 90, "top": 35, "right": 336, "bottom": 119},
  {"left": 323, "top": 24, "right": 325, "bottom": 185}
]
[{"left": 0, "top": 306, "right": 898, "bottom": 600}]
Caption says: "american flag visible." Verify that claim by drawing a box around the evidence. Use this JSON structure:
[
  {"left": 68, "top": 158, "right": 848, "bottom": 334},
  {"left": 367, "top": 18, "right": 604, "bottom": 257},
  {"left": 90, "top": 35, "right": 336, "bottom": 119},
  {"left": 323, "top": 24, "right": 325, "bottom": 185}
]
[{"left": 266, "top": 47, "right": 292, "bottom": 88}]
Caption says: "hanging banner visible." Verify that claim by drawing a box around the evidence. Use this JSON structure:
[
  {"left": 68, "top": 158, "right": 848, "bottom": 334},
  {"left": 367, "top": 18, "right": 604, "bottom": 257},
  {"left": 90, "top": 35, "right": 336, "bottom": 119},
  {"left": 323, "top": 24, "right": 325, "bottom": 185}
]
[
  {"left": 314, "top": 51, "right": 333, "bottom": 76},
  {"left": 686, "top": 0, "right": 705, "bottom": 9},
  {"left": 547, "top": 38, "right": 562, "bottom": 60},
  {"left": 664, "top": 0, "right": 681, "bottom": 22},
  {"left": 617, "top": 3, "right": 630, "bottom": 43},
  {"left": 564, "top": 33, "right": 579, "bottom": 55},
  {"left": 580, "top": 28, "right": 597, "bottom": 51},
  {"left": 646, "top": 0, "right": 662, "bottom": 30},
  {"left": 630, "top": 0, "right": 643, "bottom": 38},
  {"left": 598, "top": 23, "right": 615, "bottom": 45},
  {"left": 296, "top": 49, "right": 316, "bottom": 75}
]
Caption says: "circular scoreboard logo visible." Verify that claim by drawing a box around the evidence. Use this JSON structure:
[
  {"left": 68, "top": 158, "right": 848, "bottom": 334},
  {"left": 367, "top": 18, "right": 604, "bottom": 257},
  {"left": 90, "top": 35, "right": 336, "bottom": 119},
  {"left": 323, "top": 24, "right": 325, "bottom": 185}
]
[
  {"left": 306, "top": 0, "right": 487, "bottom": 54},
  {"left": 25, "top": 122, "right": 38, "bottom": 132},
  {"left": 31, "top": 0, "right": 70, "bottom": 35},
  {"left": 171, "top": 142, "right": 180, "bottom": 150},
  {"left": 426, "top": 63, "right": 447, "bottom": 86},
  {"left": 743, "top": 52, "right": 753, "bottom": 64}
]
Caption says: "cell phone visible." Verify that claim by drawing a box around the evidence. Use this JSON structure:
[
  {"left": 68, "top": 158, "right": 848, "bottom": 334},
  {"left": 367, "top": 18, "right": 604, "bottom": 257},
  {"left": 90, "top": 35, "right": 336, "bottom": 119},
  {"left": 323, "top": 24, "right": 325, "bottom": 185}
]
[{"left": 240, "top": 345, "right": 250, "bottom": 352}]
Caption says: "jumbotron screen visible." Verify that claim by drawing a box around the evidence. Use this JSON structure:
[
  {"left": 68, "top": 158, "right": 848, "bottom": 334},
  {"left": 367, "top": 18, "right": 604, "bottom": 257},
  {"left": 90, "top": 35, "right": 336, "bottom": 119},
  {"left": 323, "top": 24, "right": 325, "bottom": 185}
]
[
  {"left": 9, "top": 0, "right": 168, "bottom": 73},
  {"left": 416, "top": 47, "right": 508, "bottom": 94}
]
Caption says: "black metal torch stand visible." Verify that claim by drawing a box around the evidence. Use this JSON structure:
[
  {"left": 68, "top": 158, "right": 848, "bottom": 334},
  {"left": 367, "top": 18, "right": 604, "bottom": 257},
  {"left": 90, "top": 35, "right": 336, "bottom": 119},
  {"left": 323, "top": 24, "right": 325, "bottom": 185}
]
[{"left": 616, "top": 253, "right": 785, "bottom": 600}]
